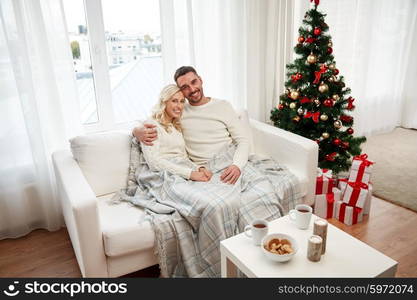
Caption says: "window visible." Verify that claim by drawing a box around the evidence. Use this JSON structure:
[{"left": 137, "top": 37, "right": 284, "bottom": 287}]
[
  {"left": 63, "top": 0, "right": 163, "bottom": 131},
  {"left": 63, "top": 0, "right": 99, "bottom": 124}
]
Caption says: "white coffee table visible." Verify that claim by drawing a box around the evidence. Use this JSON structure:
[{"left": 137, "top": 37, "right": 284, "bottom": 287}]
[{"left": 220, "top": 214, "right": 398, "bottom": 277}]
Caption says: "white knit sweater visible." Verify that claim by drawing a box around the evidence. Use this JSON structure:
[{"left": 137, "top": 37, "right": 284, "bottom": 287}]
[{"left": 181, "top": 98, "right": 249, "bottom": 170}]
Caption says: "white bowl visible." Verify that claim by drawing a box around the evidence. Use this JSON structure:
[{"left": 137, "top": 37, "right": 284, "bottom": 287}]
[{"left": 261, "top": 233, "right": 298, "bottom": 262}]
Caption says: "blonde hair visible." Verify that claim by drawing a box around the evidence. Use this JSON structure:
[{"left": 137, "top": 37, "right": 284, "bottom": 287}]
[{"left": 152, "top": 84, "right": 183, "bottom": 132}]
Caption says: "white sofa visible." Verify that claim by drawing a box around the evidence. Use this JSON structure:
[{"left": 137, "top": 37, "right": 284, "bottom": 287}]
[{"left": 52, "top": 116, "right": 318, "bottom": 277}]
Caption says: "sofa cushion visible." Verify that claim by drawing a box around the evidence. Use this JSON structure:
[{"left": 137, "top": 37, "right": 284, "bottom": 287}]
[
  {"left": 97, "top": 193, "right": 155, "bottom": 257},
  {"left": 70, "top": 131, "right": 131, "bottom": 196}
]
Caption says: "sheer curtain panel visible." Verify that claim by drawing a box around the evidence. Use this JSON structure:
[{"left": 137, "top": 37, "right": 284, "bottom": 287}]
[{"left": 0, "top": 0, "right": 82, "bottom": 239}]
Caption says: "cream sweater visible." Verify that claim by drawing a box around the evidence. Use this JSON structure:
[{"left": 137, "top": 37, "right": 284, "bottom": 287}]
[
  {"left": 141, "top": 120, "right": 198, "bottom": 179},
  {"left": 181, "top": 98, "right": 249, "bottom": 170}
]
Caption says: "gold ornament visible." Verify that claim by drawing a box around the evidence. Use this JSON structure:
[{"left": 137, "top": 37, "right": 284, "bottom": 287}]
[
  {"left": 307, "top": 53, "right": 317, "bottom": 64},
  {"left": 332, "top": 94, "right": 340, "bottom": 101},
  {"left": 334, "top": 120, "right": 342, "bottom": 129},
  {"left": 318, "top": 82, "right": 329, "bottom": 93},
  {"left": 322, "top": 132, "right": 330, "bottom": 139},
  {"left": 328, "top": 41, "right": 333, "bottom": 47},
  {"left": 320, "top": 114, "right": 328, "bottom": 121},
  {"left": 289, "top": 102, "right": 297, "bottom": 109},
  {"left": 313, "top": 99, "right": 321, "bottom": 106},
  {"left": 328, "top": 63, "right": 335, "bottom": 70},
  {"left": 328, "top": 76, "right": 334, "bottom": 82},
  {"left": 290, "top": 90, "right": 300, "bottom": 100},
  {"left": 293, "top": 116, "right": 301, "bottom": 122},
  {"left": 297, "top": 108, "right": 304, "bottom": 115}
]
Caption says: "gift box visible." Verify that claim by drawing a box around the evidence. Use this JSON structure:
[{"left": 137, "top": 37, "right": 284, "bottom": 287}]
[
  {"left": 335, "top": 201, "right": 364, "bottom": 226},
  {"left": 315, "top": 168, "right": 336, "bottom": 194},
  {"left": 337, "top": 177, "right": 348, "bottom": 194},
  {"left": 363, "top": 183, "right": 373, "bottom": 215},
  {"left": 342, "top": 181, "right": 369, "bottom": 209},
  {"left": 314, "top": 187, "right": 341, "bottom": 219},
  {"left": 348, "top": 154, "right": 374, "bottom": 184}
]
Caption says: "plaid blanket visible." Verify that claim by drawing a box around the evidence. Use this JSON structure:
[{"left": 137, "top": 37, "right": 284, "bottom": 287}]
[{"left": 114, "top": 142, "right": 302, "bottom": 277}]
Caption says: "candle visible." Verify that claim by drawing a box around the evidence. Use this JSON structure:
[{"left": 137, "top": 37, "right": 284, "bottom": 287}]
[
  {"left": 307, "top": 235, "right": 323, "bottom": 262},
  {"left": 313, "top": 218, "right": 328, "bottom": 254}
]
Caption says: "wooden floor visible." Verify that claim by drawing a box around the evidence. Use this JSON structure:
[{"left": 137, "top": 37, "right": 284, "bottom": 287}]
[{"left": 0, "top": 196, "right": 416, "bottom": 278}]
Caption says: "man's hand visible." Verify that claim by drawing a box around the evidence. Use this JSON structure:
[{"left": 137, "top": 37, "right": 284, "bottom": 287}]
[
  {"left": 190, "top": 171, "right": 210, "bottom": 182},
  {"left": 199, "top": 167, "right": 213, "bottom": 181},
  {"left": 220, "top": 165, "right": 241, "bottom": 184},
  {"left": 133, "top": 123, "right": 157, "bottom": 146}
]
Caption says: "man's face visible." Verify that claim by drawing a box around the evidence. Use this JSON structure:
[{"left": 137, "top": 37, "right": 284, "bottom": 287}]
[{"left": 176, "top": 72, "right": 204, "bottom": 104}]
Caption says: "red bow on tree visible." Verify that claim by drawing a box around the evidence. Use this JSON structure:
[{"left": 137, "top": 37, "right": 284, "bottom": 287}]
[
  {"left": 325, "top": 152, "right": 337, "bottom": 161},
  {"left": 347, "top": 97, "right": 355, "bottom": 110},
  {"left": 310, "top": 0, "right": 320, "bottom": 6},
  {"left": 304, "top": 111, "right": 320, "bottom": 123},
  {"left": 313, "top": 64, "right": 328, "bottom": 84},
  {"left": 300, "top": 97, "right": 312, "bottom": 104}
]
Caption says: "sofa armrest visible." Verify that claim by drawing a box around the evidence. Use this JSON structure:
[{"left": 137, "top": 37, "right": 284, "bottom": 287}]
[
  {"left": 52, "top": 150, "right": 108, "bottom": 277},
  {"left": 249, "top": 119, "right": 318, "bottom": 205}
]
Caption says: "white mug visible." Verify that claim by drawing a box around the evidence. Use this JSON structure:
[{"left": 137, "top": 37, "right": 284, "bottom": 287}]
[
  {"left": 289, "top": 204, "right": 313, "bottom": 230},
  {"left": 244, "top": 219, "right": 269, "bottom": 245}
]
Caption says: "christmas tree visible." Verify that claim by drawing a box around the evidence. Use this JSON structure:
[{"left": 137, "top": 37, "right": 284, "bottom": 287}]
[{"left": 270, "top": 0, "right": 366, "bottom": 174}]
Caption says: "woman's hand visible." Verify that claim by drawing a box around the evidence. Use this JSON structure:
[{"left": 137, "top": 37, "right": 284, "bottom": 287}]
[
  {"left": 198, "top": 167, "right": 213, "bottom": 181},
  {"left": 190, "top": 171, "right": 210, "bottom": 182},
  {"left": 220, "top": 165, "right": 241, "bottom": 184}
]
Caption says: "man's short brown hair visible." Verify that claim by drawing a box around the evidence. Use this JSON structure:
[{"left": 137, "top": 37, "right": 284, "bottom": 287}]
[{"left": 174, "top": 66, "right": 198, "bottom": 83}]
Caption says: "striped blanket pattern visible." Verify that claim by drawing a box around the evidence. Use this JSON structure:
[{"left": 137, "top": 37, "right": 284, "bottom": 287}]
[{"left": 115, "top": 141, "right": 302, "bottom": 277}]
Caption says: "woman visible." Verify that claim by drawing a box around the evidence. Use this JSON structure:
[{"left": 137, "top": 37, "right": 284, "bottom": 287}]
[{"left": 141, "top": 84, "right": 211, "bottom": 182}]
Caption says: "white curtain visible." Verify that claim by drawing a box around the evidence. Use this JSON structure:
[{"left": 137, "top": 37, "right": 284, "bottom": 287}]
[
  {"left": 159, "top": 0, "right": 295, "bottom": 121},
  {"left": 294, "top": 0, "right": 417, "bottom": 135},
  {"left": 0, "top": 0, "right": 82, "bottom": 239}
]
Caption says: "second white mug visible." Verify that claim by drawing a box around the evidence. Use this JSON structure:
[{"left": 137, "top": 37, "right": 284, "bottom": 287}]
[
  {"left": 244, "top": 219, "right": 269, "bottom": 245},
  {"left": 289, "top": 204, "right": 313, "bottom": 229}
]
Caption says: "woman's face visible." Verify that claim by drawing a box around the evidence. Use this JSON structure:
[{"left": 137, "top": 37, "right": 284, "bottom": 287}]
[{"left": 165, "top": 91, "right": 186, "bottom": 120}]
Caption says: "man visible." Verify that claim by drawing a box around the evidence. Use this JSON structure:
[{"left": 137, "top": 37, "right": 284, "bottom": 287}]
[{"left": 133, "top": 66, "right": 249, "bottom": 184}]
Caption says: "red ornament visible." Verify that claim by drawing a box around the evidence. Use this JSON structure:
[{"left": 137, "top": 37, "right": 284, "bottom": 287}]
[
  {"left": 278, "top": 104, "right": 284, "bottom": 110},
  {"left": 333, "top": 68, "right": 339, "bottom": 75},
  {"left": 347, "top": 128, "right": 354, "bottom": 135},
  {"left": 306, "top": 37, "right": 316, "bottom": 43},
  {"left": 341, "top": 141, "right": 350, "bottom": 149},
  {"left": 340, "top": 115, "right": 353, "bottom": 123},
  {"left": 325, "top": 152, "right": 337, "bottom": 161},
  {"left": 296, "top": 73, "right": 303, "bottom": 80},
  {"left": 323, "top": 99, "right": 334, "bottom": 107},
  {"left": 347, "top": 97, "right": 355, "bottom": 110},
  {"left": 313, "top": 27, "right": 322, "bottom": 35},
  {"left": 332, "top": 138, "right": 341, "bottom": 146},
  {"left": 327, "top": 47, "right": 333, "bottom": 54},
  {"left": 298, "top": 36, "right": 305, "bottom": 43}
]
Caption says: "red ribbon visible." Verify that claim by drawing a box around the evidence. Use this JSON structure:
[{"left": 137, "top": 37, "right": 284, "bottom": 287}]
[
  {"left": 352, "top": 206, "right": 362, "bottom": 224},
  {"left": 300, "top": 97, "right": 312, "bottom": 104},
  {"left": 304, "top": 111, "right": 320, "bottom": 123},
  {"left": 339, "top": 203, "right": 347, "bottom": 223},
  {"left": 347, "top": 97, "right": 355, "bottom": 110},
  {"left": 310, "top": 0, "right": 320, "bottom": 6},
  {"left": 313, "top": 64, "right": 327, "bottom": 84},
  {"left": 326, "top": 193, "right": 335, "bottom": 218}
]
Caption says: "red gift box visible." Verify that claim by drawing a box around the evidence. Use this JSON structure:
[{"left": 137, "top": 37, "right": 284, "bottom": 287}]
[
  {"left": 335, "top": 201, "right": 364, "bottom": 226},
  {"left": 348, "top": 154, "right": 374, "bottom": 184},
  {"left": 315, "top": 168, "right": 335, "bottom": 194},
  {"left": 314, "top": 187, "right": 341, "bottom": 219}
]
